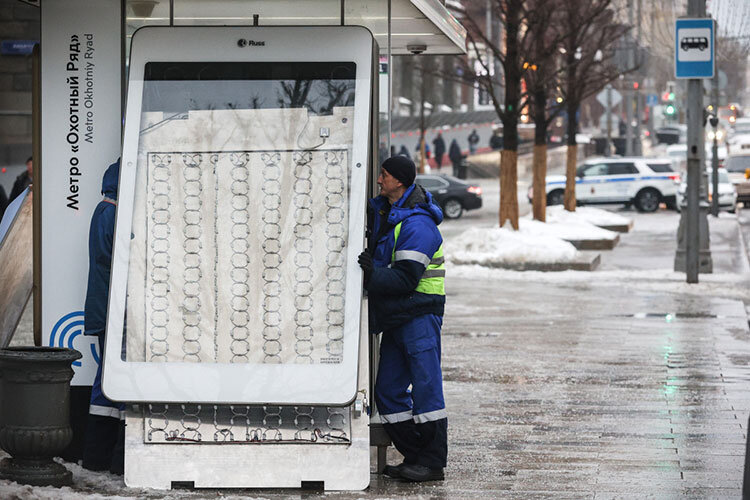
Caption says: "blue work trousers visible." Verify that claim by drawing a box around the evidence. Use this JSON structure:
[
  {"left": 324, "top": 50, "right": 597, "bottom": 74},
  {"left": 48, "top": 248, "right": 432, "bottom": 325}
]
[{"left": 375, "top": 313, "right": 447, "bottom": 468}]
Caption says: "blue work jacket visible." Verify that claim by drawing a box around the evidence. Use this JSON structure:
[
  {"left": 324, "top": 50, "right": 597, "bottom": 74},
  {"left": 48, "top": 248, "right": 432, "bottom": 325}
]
[
  {"left": 365, "top": 183, "right": 445, "bottom": 333},
  {"left": 84, "top": 159, "right": 119, "bottom": 337}
]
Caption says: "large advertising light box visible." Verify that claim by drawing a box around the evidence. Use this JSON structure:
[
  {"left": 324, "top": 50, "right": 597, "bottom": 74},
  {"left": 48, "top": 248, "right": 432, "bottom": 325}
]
[{"left": 41, "top": 0, "right": 121, "bottom": 385}]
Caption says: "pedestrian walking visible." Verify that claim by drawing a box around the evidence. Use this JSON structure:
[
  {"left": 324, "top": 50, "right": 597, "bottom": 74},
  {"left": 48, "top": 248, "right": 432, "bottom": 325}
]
[
  {"left": 416, "top": 140, "right": 431, "bottom": 159},
  {"left": 467, "top": 129, "right": 479, "bottom": 155},
  {"left": 432, "top": 132, "right": 446, "bottom": 170},
  {"left": 489, "top": 128, "right": 503, "bottom": 150},
  {"left": 81, "top": 159, "right": 125, "bottom": 475},
  {"left": 358, "top": 156, "right": 447, "bottom": 482},
  {"left": 448, "top": 139, "right": 462, "bottom": 178}
]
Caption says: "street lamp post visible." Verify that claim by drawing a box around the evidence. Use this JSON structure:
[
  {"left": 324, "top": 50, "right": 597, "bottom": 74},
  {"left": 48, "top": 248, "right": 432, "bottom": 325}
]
[{"left": 710, "top": 72, "right": 720, "bottom": 217}]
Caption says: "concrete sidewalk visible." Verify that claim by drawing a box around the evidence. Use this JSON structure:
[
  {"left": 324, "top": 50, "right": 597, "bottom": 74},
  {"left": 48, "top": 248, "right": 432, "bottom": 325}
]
[{"left": 4, "top": 215, "right": 750, "bottom": 499}]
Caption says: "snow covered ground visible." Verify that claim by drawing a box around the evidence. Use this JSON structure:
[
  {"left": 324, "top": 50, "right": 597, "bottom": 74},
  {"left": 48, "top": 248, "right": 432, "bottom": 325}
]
[
  {"left": 544, "top": 205, "right": 631, "bottom": 229},
  {"left": 449, "top": 206, "right": 623, "bottom": 267},
  {"left": 448, "top": 225, "right": 579, "bottom": 265},
  {"left": 520, "top": 216, "right": 617, "bottom": 242},
  {"left": 449, "top": 264, "right": 750, "bottom": 302}
]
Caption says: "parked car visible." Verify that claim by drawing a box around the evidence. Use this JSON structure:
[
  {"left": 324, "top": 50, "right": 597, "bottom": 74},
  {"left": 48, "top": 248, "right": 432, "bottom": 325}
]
[
  {"left": 724, "top": 154, "right": 750, "bottom": 205},
  {"left": 664, "top": 143, "right": 725, "bottom": 172},
  {"left": 415, "top": 174, "right": 482, "bottom": 219},
  {"left": 727, "top": 120, "right": 750, "bottom": 150},
  {"left": 541, "top": 157, "right": 680, "bottom": 212},
  {"left": 675, "top": 168, "right": 737, "bottom": 213}
]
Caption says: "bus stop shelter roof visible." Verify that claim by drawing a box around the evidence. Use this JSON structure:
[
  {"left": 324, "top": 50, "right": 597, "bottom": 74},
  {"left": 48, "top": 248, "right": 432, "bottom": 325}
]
[{"left": 123, "top": 0, "right": 467, "bottom": 55}]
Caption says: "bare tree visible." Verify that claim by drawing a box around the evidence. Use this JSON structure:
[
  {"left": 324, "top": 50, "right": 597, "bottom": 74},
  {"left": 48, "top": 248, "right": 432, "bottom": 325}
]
[
  {"left": 456, "top": 0, "right": 552, "bottom": 229},
  {"left": 523, "top": 1, "right": 567, "bottom": 222},
  {"left": 558, "top": 0, "right": 631, "bottom": 211}
]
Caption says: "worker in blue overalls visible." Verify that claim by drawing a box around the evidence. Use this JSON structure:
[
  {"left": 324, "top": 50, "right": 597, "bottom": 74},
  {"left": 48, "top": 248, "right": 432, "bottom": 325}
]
[
  {"left": 81, "top": 159, "right": 125, "bottom": 474},
  {"left": 358, "top": 156, "right": 447, "bottom": 482}
]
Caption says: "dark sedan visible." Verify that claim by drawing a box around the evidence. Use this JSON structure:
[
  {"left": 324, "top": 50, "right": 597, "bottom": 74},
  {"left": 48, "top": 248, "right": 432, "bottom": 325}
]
[{"left": 415, "top": 174, "right": 482, "bottom": 219}]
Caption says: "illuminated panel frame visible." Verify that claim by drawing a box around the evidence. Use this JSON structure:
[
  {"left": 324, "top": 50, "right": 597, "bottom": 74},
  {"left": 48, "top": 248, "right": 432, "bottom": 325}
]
[{"left": 104, "top": 26, "right": 372, "bottom": 405}]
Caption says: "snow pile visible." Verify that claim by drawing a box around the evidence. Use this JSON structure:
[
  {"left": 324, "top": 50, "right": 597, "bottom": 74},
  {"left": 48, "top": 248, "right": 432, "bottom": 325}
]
[
  {"left": 545, "top": 205, "right": 631, "bottom": 228},
  {"left": 520, "top": 216, "right": 617, "bottom": 241},
  {"left": 449, "top": 225, "right": 579, "bottom": 265}
]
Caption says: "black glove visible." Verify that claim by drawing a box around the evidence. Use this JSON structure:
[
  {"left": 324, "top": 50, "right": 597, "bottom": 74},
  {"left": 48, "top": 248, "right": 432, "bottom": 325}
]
[{"left": 358, "top": 251, "right": 373, "bottom": 281}]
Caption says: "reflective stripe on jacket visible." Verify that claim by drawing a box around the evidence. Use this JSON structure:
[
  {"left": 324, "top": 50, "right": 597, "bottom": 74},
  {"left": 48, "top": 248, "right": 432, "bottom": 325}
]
[
  {"left": 365, "top": 184, "right": 445, "bottom": 333},
  {"left": 392, "top": 221, "right": 445, "bottom": 296}
]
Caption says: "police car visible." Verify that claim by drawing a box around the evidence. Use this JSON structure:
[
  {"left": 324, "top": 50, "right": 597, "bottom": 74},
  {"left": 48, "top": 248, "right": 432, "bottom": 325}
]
[{"left": 540, "top": 157, "right": 680, "bottom": 212}]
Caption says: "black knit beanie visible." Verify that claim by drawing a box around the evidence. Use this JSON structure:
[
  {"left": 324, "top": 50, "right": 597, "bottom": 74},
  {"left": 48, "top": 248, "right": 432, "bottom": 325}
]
[{"left": 382, "top": 155, "right": 416, "bottom": 187}]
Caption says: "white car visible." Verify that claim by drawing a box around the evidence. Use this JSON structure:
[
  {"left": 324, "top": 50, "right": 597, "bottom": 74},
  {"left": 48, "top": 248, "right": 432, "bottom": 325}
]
[
  {"left": 727, "top": 121, "right": 750, "bottom": 152},
  {"left": 725, "top": 154, "right": 750, "bottom": 205},
  {"left": 665, "top": 143, "right": 726, "bottom": 171},
  {"left": 542, "top": 157, "right": 680, "bottom": 212},
  {"left": 666, "top": 144, "right": 687, "bottom": 171},
  {"left": 675, "top": 168, "right": 737, "bottom": 213}
]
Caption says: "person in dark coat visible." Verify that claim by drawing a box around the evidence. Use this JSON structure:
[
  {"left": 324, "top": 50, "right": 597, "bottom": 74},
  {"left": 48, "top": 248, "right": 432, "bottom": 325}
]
[
  {"left": 448, "top": 139, "right": 462, "bottom": 178},
  {"left": 467, "top": 129, "right": 479, "bottom": 155},
  {"left": 379, "top": 142, "right": 389, "bottom": 167},
  {"left": 9, "top": 156, "right": 32, "bottom": 202},
  {"left": 398, "top": 145, "right": 411, "bottom": 159},
  {"left": 358, "top": 156, "right": 447, "bottom": 482},
  {"left": 82, "top": 159, "right": 125, "bottom": 475},
  {"left": 432, "top": 133, "right": 446, "bottom": 169},
  {"left": 489, "top": 129, "right": 503, "bottom": 150}
]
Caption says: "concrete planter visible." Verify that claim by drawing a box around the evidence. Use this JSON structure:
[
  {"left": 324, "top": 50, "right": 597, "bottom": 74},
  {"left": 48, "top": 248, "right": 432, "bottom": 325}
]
[{"left": 0, "top": 347, "right": 81, "bottom": 487}]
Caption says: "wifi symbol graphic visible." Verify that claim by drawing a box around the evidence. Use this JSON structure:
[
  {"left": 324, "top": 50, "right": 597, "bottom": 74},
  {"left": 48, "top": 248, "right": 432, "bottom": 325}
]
[{"left": 49, "top": 311, "right": 99, "bottom": 367}]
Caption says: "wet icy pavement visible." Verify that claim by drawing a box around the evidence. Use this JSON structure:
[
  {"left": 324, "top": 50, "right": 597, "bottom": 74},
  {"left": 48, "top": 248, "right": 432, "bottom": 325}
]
[
  {"left": 4, "top": 211, "right": 750, "bottom": 499},
  {"left": 434, "top": 275, "right": 750, "bottom": 498}
]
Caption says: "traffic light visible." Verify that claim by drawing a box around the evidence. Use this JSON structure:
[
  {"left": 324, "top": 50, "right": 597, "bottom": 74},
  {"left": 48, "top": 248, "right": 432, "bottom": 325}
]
[
  {"left": 664, "top": 104, "right": 676, "bottom": 116},
  {"left": 662, "top": 81, "right": 676, "bottom": 103}
]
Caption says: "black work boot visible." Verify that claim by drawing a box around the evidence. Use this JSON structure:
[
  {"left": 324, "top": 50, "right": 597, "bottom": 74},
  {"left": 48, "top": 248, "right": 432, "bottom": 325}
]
[
  {"left": 382, "top": 462, "right": 408, "bottom": 478},
  {"left": 399, "top": 464, "right": 445, "bottom": 482}
]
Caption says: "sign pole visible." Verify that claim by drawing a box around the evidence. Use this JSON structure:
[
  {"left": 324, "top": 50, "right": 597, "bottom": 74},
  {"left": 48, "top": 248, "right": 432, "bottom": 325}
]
[
  {"left": 685, "top": 77, "right": 702, "bottom": 282},
  {"left": 673, "top": 2, "right": 713, "bottom": 281},
  {"left": 606, "top": 85, "right": 612, "bottom": 157}
]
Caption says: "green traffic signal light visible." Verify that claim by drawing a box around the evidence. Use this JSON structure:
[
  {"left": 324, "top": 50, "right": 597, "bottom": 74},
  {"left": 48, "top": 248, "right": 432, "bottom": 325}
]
[
  {"left": 668, "top": 92, "right": 675, "bottom": 101},
  {"left": 665, "top": 104, "right": 676, "bottom": 115}
]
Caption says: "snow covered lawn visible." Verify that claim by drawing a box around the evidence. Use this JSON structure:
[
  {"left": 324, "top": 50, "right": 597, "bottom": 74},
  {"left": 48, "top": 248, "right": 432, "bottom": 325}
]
[
  {"left": 523, "top": 211, "right": 619, "bottom": 243},
  {"left": 449, "top": 225, "right": 579, "bottom": 266},
  {"left": 545, "top": 205, "right": 633, "bottom": 231},
  {"left": 449, "top": 208, "right": 622, "bottom": 268}
]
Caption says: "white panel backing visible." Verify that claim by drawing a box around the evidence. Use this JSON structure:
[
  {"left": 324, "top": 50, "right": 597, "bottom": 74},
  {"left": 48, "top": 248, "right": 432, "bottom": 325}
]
[{"left": 124, "top": 298, "right": 371, "bottom": 491}]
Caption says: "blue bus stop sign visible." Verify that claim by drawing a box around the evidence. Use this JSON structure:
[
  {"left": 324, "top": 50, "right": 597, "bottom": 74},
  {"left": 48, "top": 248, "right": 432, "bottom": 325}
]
[{"left": 675, "top": 18, "right": 714, "bottom": 79}]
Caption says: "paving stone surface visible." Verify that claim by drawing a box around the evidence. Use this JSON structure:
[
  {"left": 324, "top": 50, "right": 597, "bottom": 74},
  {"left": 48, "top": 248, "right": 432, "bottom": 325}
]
[{"left": 2, "top": 211, "right": 750, "bottom": 498}]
